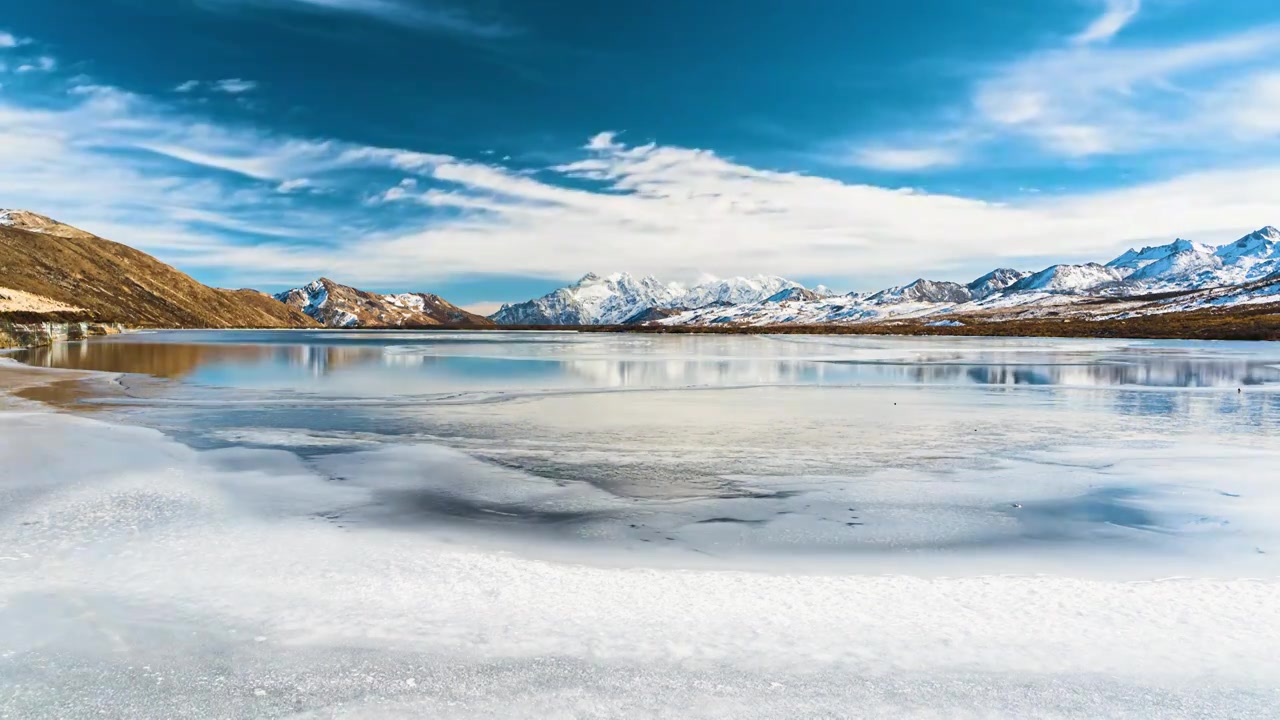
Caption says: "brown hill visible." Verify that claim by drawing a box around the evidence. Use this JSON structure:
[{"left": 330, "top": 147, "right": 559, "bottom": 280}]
[
  {"left": 275, "top": 277, "right": 495, "bottom": 327},
  {"left": 0, "top": 210, "right": 316, "bottom": 328}
]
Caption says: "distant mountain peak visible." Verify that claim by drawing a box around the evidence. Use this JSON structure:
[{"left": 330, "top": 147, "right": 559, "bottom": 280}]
[
  {"left": 1215, "top": 226, "right": 1280, "bottom": 261},
  {"left": 491, "top": 273, "right": 803, "bottom": 325},
  {"left": 868, "top": 278, "right": 973, "bottom": 305},
  {"left": 766, "top": 286, "right": 822, "bottom": 304},
  {"left": 274, "top": 277, "right": 490, "bottom": 328}
]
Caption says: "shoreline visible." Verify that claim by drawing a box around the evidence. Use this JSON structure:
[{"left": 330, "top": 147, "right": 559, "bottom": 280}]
[{"left": 6, "top": 294, "right": 1280, "bottom": 344}]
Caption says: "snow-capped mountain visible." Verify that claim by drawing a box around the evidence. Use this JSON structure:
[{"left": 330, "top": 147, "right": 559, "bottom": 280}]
[
  {"left": 1127, "top": 245, "right": 1222, "bottom": 285},
  {"left": 1102, "top": 227, "right": 1280, "bottom": 290},
  {"left": 490, "top": 273, "right": 801, "bottom": 325},
  {"left": 674, "top": 275, "right": 801, "bottom": 308},
  {"left": 866, "top": 279, "right": 973, "bottom": 305},
  {"left": 1216, "top": 226, "right": 1280, "bottom": 262},
  {"left": 1209, "top": 226, "right": 1280, "bottom": 283},
  {"left": 766, "top": 287, "right": 824, "bottom": 303},
  {"left": 274, "top": 278, "right": 491, "bottom": 328},
  {"left": 490, "top": 272, "right": 682, "bottom": 325},
  {"left": 490, "top": 226, "right": 1280, "bottom": 328},
  {"left": 1006, "top": 263, "right": 1125, "bottom": 294},
  {"left": 1107, "top": 238, "right": 1213, "bottom": 275},
  {"left": 966, "top": 268, "right": 1032, "bottom": 300}
]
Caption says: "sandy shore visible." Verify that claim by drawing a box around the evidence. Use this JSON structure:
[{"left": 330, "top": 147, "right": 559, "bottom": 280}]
[{"left": 0, "top": 357, "right": 100, "bottom": 409}]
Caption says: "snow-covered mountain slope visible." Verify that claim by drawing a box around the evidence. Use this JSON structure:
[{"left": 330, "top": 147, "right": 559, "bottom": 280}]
[
  {"left": 1127, "top": 246, "right": 1222, "bottom": 285},
  {"left": 766, "top": 287, "right": 823, "bottom": 303},
  {"left": 1216, "top": 226, "right": 1280, "bottom": 262},
  {"left": 1208, "top": 226, "right": 1280, "bottom": 283},
  {"left": 493, "top": 227, "right": 1280, "bottom": 329},
  {"left": 1102, "top": 227, "right": 1280, "bottom": 290},
  {"left": 274, "top": 278, "right": 491, "bottom": 328},
  {"left": 1107, "top": 239, "right": 1213, "bottom": 275},
  {"left": 967, "top": 269, "right": 1032, "bottom": 300},
  {"left": 1006, "top": 263, "right": 1125, "bottom": 294},
  {"left": 490, "top": 273, "right": 682, "bottom": 325},
  {"left": 1096, "top": 270, "right": 1280, "bottom": 320},
  {"left": 674, "top": 275, "right": 800, "bottom": 308},
  {"left": 490, "top": 273, "right": 800, "bottom": 325},
  {"left": 867, "top": 279, "right": 973, "bottom": 305}
]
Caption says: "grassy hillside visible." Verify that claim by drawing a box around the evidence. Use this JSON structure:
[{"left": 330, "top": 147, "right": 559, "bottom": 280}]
[{"left": 0, "top": 220, "right": 316, "bottom": 328}]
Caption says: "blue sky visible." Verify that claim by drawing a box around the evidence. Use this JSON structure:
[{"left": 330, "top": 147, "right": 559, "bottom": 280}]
[{"left": 4, "top": 0, "right": 1280, "bottom": 311}]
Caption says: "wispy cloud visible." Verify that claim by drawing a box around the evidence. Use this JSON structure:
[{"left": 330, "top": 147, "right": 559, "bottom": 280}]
[
  {"left": 1072, "top": 0, "right": 1141, "bottom": 45},
  {"left": 204, "top": 0, "right": 515, "bottom": 38},
  {"left": 849, "top": 146, "right": 960, "bottom": 171},
  {"left": 16, "top": 56, "right": 56, "bottom": 73},
  {"left": 850, "top": 2, "right": 1280, "bottom": 166},
  {"left": 348, "top": 134, "right": 1280, "bottom": 285},
  {"left": 173, "top": 78, "right": 259, "bottom": 94},
  {"left": 974, "top": 26, "right": 1280, "bottom": 156},
  {"left": 276, "top": 178, "right": 312, "bottom": 193},
  {"left": 5, "top": 42, "right": 1280, "bottom": 292},
  {"left": 0, "top": 30, "right": 27, "bottom": 48},
  {"left": 213, "top": 78, "right": 257, "bottom": 93}
]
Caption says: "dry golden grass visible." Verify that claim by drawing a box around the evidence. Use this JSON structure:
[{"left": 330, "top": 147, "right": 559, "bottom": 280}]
[{"left": 0, "top": 225, "right": 316, "bottom": 328}]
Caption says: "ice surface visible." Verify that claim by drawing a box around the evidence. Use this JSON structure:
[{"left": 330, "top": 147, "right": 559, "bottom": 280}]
[
  {"left": 4, "top": 334, "right": 1280, "bottom": 718},
  {"left": 3, "top": 412, "right": 1280, "bottom": 719}
]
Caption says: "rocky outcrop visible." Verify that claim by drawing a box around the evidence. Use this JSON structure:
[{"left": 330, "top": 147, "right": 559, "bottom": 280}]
[{"left": 0, "top": 321, "right": 124, "bottom": 349}]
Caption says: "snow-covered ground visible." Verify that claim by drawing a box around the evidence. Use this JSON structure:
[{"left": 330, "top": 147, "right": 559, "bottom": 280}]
[{"left": 3, "top": 333, "right": 1280, "bottom": 718}]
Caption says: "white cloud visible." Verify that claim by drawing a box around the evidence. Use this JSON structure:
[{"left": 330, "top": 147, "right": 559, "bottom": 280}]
[
  {"left": 586, "top": 131, "right": 621, "bottom": 151},
  {"left": 349, "top": 135, "right": 1280, "bottom": 286},
  {"left": 175, "top": 80, "right": 201, "bottom": 93},
  {"left": 850, "top": 146, "right": 960, "bottom": 171},
  {"left": 204, "top": 0, "right": 514, "bottom": 37},
  {"left": 369, "top": 177, "right": 418, "bottom": 203},
  {"left": 971, "top": 24, "right": 1280, "bottom": 158},
  {"left": 855, "top": 5, "right": 1280, "bottom": 166},
  {"left": 16, "top": 56, "right": 56, "bottom": 73},
  {"left": 3, "top": 46, "right": 1279, "bottom": 294},
  {"left": 1218, "top": 72, "right": 1280, "bottom": 138},
  {"left": 0, "top": 77, "right": 400, "bottom": 266},
  {"left": 276, "top": 178, "right": 312, "bottom": 193},
  {"left": 213, "top": 78, "right": 257, "bottom": 94},
  {"left": 1072, "top": 0, "right": 1141, "bottom": 45},
  {"left": 0, "top": 30, "right": 30, "bottom": 48}
]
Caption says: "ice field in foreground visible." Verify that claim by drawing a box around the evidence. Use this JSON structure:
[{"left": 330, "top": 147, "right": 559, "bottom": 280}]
[{"left": 2, "top": 332, "right": 1280, "bottom": 718}]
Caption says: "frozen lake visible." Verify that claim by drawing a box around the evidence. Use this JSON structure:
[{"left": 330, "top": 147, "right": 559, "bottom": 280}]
[{"left": 3, "top": 331, "right": 1280, "bottom": 717}]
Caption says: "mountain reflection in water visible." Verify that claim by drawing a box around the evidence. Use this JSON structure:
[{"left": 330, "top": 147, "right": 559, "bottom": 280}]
[{"left": 16, "top": 331, "right": 1280, "bottom": 390}]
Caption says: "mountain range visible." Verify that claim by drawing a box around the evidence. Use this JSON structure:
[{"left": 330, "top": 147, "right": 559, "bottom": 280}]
[
  {"left": 489, "top": 273, "right": 805, "bottom": 325},
  {"left": 484, "top": 227, "right": 1280, "bottom": 328},
  {"left": 3, "top": 208, "right": 1279, "bottom": 336}
]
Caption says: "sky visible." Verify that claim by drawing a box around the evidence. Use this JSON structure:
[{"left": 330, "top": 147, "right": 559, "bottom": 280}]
[{"left": 4, "top": 0, "right": 1280, "bottom": 312}]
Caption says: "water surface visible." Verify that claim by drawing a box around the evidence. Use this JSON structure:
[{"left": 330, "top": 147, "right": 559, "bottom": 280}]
[{"left": 12, "top": 330, "right": 1280, "bottom": 571}]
